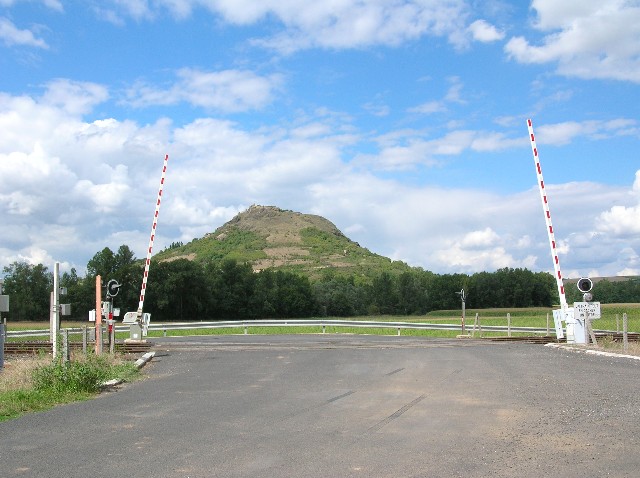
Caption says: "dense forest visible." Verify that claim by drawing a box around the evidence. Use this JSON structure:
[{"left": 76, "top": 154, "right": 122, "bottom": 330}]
[{"left": 1, "top": 245, "right": 638, "bottom": 322}]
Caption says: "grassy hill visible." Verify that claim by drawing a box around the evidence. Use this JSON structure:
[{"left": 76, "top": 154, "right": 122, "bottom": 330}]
[{"left": 155, "top": 205, "right": 413, "bottom": 280}]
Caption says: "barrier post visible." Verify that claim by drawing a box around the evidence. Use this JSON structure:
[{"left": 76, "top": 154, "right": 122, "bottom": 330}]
[{"left": 507, "top": 313, "right": 511, "bottom": 337}]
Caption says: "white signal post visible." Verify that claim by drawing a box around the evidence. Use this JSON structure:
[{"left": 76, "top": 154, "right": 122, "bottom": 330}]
[
  {"left": 527, "top": 119, "right": 572, "bottom": 341},
  {"left": 135, "top": 154, "right": 169, "bottom": 328}
]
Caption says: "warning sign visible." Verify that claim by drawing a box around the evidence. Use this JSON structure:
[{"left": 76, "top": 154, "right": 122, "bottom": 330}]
[{"left": 573, "top": 302, "right": 601, "bottom": 320}]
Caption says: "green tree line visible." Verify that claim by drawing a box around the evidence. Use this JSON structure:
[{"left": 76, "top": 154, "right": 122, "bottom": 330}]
[{"left": 2, "top": 245, "right": 638, "bottom": 322}]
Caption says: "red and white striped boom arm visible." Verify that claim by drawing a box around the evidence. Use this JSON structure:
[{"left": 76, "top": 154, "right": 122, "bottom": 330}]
[
  {"left": 527, "top": 120, "right": 568, "bottom": 312},
  {"left": 137, "top": 154, "right": 169, "bottom": 318}
]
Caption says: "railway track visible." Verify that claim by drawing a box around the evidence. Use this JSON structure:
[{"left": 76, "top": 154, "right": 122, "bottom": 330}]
[
  {"left": 3, "top": 332, "right": 636, "bottom": 356},
  {"left": 486, "top": 332, "right": 640, "bottom": 344},
  {"left": 486, "top": 335, "right": 564, "bottom": 344},
  {"left": 3, "top": 341, "right": 153, "bottom": 356}
]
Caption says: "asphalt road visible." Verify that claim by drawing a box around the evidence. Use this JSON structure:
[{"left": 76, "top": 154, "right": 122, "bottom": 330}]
[{"left": 1, "top": 335, "right": 639, "bottom": 477}]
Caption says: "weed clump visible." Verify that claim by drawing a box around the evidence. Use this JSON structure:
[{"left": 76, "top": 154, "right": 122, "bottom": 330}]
[{"left": 32, "top": 355, "right": 114, "bottom": 394}]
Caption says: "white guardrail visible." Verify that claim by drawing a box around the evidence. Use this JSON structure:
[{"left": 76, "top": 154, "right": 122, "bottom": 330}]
[{"left": 6, "top": 319, "right": 564, "bottom": 338}]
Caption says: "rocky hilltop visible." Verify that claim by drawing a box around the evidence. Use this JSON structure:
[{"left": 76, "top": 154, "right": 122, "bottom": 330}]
[{"left": 156, "top": 205, "right": 411, "bottom": 279}]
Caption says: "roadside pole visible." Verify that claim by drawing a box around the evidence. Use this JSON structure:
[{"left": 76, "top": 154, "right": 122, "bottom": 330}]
[
  {"left": 95, "top": 275, "right": 102, "bottom": 355},
  {"left": 51, "top": 262, "right": 60, "bottom": 356},
  {"left": 0, "top": 323, "right": 4, "bottom": 370}
]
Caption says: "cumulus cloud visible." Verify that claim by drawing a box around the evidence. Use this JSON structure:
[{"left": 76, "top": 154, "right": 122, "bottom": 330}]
[
  {"left": 0, "top": 17, "right": 48, "bottom": 48},
  {"left": 102, "top": 0, "right": 471, "bottom": 52},
  {"left": 505, "top": 0, "right": 640, "bottom": 82},
  {"left": 597, "top": 170, "right": 640, "bottom": 235},
  {"left": 125, "top": 68, "right": 282, "bottom": 112},
  {"left": 41, "top": 79, "right": 109, "bottom": 115},
  {"left": 467, "top": 19, "right": 504, "bottom": 43}
]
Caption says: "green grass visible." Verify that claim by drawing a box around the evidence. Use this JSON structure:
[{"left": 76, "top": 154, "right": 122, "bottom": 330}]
[{"left": 0, "top": 354, "right": 140, "bottom": 422}]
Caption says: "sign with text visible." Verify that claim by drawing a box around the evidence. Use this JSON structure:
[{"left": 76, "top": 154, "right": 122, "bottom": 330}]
[{"left": 574, "top": 302, "right": 601, "bottom": 320}]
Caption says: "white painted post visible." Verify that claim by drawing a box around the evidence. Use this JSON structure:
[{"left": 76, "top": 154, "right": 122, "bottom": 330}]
[
  {"left": 397, "top": 327, "right": 400, "bottom": 336},
  {"left": 471, "top": 313, "right": 479, "bottom": 337},
  {"left": 507, "top": 313, "right": 511, "bottom": 337},
  {"left": 623, "top": 313, "right": 629, "bottom": 353},
  {"left": 0, "top": 323, "right": 4, "bottom": 370},
  {"left": 110, "top": 325, "right": 115, "bottom": 354},
  {"left": 586, "top": 310, "right": 597, "bottom": 346},
  {"left": 82, "top": 326, "right": 87, "bottom": 355},
  {"left": 546, "top": 313, "right": 550, "bottom": 336}
]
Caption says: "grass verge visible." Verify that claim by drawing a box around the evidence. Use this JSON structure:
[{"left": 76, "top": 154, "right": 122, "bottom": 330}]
[{"left": 0, "top": 354, "right": 140, "bottom": 422}]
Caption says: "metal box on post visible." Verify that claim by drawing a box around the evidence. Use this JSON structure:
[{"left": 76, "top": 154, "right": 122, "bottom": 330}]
[
  {"left": 0, "top": 295, "right": 9, "bottom": 312},
  {"left": 129, "top": 323, "right": 142, "bottom": 341}
]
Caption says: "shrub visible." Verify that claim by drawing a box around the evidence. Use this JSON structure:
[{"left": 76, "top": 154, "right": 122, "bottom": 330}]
[{"left": 32, "top": 355, "right": 134, "bottom": 394}]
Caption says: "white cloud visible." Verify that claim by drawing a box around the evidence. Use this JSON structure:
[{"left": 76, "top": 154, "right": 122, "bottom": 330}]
[
  {"left": 105, "top": 0, "right": 471, "bottom": 52},
  {"left": 408, "top": 76, "right": 465, "bottom": 115},
  {"left": 597, "top": 170, "right": 640, "bottom": 235},
  {"left": 535, "top": 119, "right": 638, "bottom": 146},
  {"left": 0, "top": 17, "right": 48, "bottom": 48},
  {"left": 126, "top": 68, "right": 282, "bottom": 112},
  {"left": 408, "top": 100, "right": 446, "bottom": 115},
  {"left": 41, "top": 79, "right": 109, "bottom": 115},
  {"left": 505, "top": 0, "right": 640, "bottom": 82},
  {"left": 356, "top": 126, "right": 528, "bottom": 171},
  {"left": 460, "top": 228, "right": 500, "bottom": 248},
  {"left": 468, "top": 19, "right": 504, "bottom": 43},
  {"left": 0, "top": 0, "right": 64, "bottom": 10}
]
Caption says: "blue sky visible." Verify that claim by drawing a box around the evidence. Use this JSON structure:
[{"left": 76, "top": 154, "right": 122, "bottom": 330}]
[{"left": 1, "top": 0, "right": 639, "bottom": 280}]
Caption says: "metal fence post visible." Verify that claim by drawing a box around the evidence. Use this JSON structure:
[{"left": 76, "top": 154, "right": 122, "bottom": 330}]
[
  {"left": 110, "top": 325, "right": 115, "bottom": 354},
  {"left": 0, "top": 323, "right": 4, "bottom": 370},
  {"left": 62, "top": 329, "right": 70, "bottom": 363}
]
